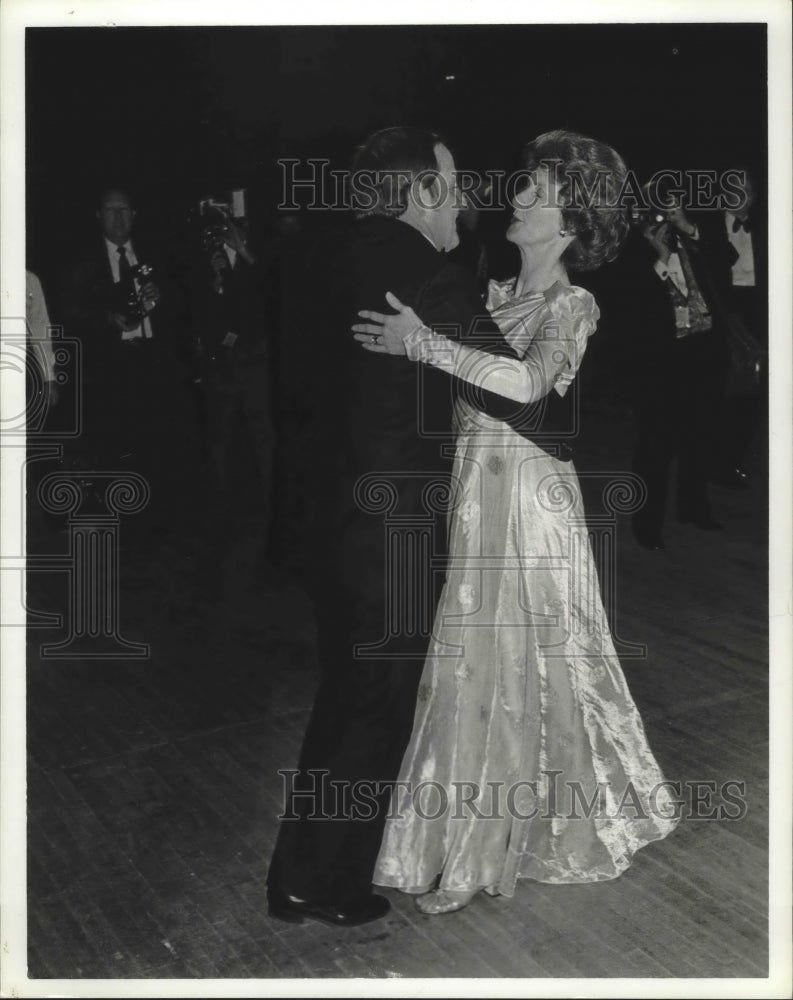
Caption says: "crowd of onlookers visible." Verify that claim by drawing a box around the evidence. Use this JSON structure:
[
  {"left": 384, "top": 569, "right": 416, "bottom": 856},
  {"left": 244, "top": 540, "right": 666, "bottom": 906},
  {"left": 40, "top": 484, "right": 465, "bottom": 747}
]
[{"left": 25, "top": 161, "right": 765, "bottom": 567}]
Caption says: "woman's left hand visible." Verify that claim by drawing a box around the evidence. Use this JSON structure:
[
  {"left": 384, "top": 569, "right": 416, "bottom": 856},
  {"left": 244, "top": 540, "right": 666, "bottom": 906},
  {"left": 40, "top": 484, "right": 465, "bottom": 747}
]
[{"left": 352, "top": 291, "right": 424, "bottom": 355}]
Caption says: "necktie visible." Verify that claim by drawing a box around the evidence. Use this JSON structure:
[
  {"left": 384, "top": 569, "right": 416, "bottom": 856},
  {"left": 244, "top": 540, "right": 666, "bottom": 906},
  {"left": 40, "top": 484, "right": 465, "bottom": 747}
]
[
  {"left": 116, "top": 245, "right": 137, "bottom": 306},
  {"left": 117, "top": 244, "right": 132, "bottom": 281},
  {"left": 732, "top": 216, "right": 751, "bottom": 233}
]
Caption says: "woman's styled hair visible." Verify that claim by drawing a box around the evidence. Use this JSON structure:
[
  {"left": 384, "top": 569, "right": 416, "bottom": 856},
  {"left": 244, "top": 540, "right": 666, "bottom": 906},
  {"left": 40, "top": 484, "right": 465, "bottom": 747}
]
[
  {"left": 522, "top": 130, "right": 629, "bottom": 272},
  {"left": 350, "top": 126, "right": 446, "bottom": 218}
]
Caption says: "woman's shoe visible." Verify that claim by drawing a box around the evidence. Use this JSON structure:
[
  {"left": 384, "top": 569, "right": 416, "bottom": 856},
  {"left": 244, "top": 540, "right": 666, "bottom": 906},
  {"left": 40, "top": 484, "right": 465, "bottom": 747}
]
[{"left": 415, "top": 888, "right": 479, "bottom": 915}]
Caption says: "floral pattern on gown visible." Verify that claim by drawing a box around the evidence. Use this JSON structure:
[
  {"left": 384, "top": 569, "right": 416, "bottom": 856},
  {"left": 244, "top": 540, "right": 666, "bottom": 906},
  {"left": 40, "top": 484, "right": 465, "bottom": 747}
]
[{"left": 374, "top": 279, "right": 680, "bottom": 896}]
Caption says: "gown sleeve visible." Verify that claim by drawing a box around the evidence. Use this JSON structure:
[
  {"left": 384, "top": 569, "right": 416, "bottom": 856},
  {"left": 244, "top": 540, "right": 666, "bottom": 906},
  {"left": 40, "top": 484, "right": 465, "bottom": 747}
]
[{"left": 404, "top": 283, "right": 600, "bottom": 405}]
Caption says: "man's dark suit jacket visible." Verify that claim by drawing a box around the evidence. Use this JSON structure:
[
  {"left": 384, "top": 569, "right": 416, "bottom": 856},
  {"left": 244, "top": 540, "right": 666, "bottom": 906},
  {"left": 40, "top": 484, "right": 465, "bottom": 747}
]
[
  {"left": 190, "top": 250, "right": 271, "bottom": 362},
  {"left": 602, "top": 221, "right": 735, "bottom": 402},
  {"left": 59, "top": 236, "right": 191, "bottom": 467},
  {"left": 60, "top": 237, "right": 186, "bottom": 369},
  {"left": 268, "top": 215, "right": 522, "bottom": 906},
  {"left": 712, "top": 199, "right": 768, "bottom": 341}
]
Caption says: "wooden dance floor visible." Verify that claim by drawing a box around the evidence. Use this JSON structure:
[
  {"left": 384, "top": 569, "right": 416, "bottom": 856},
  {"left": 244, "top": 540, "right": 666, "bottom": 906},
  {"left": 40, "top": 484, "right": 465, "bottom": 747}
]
[{"left": 21, "top": 392, "right": 772, "bottom": 985}]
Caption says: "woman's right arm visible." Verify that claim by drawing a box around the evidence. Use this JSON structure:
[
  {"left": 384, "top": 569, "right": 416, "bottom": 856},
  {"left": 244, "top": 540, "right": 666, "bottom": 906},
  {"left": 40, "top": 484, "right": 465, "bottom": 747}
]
[
  {"left": 403, "top": 323, "right": 571, "bottom": 405},
  {"left": 353, "top": 291, "right": 583, "bottom": 406}
]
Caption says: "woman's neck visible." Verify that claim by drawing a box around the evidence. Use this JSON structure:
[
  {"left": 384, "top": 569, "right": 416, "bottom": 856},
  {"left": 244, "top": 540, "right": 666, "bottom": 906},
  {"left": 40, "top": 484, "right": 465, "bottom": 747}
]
[{"left": 514, "top": 249, "right": 569, "bottom": 297}]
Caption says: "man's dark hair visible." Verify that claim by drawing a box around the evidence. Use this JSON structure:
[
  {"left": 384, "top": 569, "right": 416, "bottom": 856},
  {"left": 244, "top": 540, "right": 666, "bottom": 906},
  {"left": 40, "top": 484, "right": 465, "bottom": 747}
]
[
  {"left": 96, "top": 186, "right": 135, "bottom": 211},
  {"left": 350, "top": 126, "right": 446, "bottom": 219}
]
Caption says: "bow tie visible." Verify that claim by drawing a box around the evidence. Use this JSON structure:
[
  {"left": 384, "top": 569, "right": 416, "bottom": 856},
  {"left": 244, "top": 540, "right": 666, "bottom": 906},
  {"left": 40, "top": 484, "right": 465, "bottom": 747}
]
[{"left": 732, "top": 216, "right": 751, "bottom": 233}]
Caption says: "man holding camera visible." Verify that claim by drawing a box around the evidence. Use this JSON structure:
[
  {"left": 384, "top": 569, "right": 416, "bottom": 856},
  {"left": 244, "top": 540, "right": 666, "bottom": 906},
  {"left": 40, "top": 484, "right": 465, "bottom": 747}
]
[
  {"left": 100, "top": 189, "right": 162, "bottom": 341},
  {"left": 60, "top": 187, "right": 195, "bottom": 516},
  {"left": 190, "top": 208, "right": 275, "bottom": 529},
  {"left": 607, "top": 185, "right": 734, "bottom": 550}
]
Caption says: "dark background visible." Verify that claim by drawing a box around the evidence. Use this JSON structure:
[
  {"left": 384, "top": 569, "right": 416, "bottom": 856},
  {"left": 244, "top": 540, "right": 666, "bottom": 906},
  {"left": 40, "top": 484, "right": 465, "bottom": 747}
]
[{"left": 26, "top": 22, "right": 767, "bottom": 283}]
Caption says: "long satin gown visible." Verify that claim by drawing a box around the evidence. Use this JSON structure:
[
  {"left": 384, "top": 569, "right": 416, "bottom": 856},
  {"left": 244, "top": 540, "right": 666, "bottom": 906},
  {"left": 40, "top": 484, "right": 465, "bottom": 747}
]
[{"left": 373, "top": 279, "right": 680, "bottom": 896}]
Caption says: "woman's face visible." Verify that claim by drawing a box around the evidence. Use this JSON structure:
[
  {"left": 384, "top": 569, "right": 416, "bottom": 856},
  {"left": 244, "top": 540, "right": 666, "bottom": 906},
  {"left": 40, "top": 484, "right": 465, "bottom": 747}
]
[{"left": 506, "top": 165, "right": 567, "bottom": 251}]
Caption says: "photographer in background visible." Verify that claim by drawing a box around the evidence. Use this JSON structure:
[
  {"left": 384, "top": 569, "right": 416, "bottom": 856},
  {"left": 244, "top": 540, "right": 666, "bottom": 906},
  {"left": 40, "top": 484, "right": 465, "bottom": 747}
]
[
  {"left": 709, "top": 165, "right": 767, "bottom": 488},
  {"left": 59, "top": 186, "right": 198, "bottom": 525},
  {"left": 189, "top": 199, "right": 276, "bottom": 553},
  {"left": 604, "top": 180, "right": 733, "bottom": 550}
]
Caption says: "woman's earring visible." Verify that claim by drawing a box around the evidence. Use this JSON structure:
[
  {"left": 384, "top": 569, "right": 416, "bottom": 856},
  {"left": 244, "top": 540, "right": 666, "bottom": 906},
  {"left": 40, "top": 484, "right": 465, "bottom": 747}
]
[{"left": 559, "top": 229, "right": 568, "bottom": 237}]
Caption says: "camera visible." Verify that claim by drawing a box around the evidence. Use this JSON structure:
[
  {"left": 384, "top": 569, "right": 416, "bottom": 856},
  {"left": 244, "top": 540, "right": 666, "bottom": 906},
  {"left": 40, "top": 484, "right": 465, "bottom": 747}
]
[
  {"left": 628, "top": 205, "right": 667, "bottom": 228},
  {"left": 112, "top": 262, "right": 155, "bottom": 325},
  {"left": 192, "top": 189, "right": 248, "bottom": 256},
  {"left": 198, "top": 200, "right": 232, "bottom": 254},
  {"left": 127, "top": 263, "right": 155, "bottom": 322}
]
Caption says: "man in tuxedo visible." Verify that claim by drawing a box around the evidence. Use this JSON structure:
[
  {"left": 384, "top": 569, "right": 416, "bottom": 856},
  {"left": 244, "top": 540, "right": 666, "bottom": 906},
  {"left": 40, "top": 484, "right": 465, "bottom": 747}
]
[
  {"left": 60, "top": 187, "right": 195, "bottom": 512},
  {"left": 721, "top": 166, "right": 766, "bottom": 339},
  {"left": 606, "top": 188, "right": 735, "bottom": 550},
  {"left": 188, "top": 210, "right": 276, "bottom": 597},
  {"left": 192, "top": 212, "right": 274, "bottom": 508},
  {"left": 709, "top": 165, "right": 767, "bottom": 486},
  {"left": 267, "top": 127, "right": 545, "bottom": 927}
]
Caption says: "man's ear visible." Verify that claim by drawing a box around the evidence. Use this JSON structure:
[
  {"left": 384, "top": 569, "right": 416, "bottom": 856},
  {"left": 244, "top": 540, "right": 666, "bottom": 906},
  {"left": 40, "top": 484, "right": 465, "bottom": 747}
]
[{"left": 412, "top": 173, "right": 439, "bottom": 214}]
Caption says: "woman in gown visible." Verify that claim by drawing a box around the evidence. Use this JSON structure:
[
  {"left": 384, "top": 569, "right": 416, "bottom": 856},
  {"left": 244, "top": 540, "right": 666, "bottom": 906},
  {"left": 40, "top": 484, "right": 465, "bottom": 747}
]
[{"left": 353, "top": 131, "right": 680, "bottom": 914}]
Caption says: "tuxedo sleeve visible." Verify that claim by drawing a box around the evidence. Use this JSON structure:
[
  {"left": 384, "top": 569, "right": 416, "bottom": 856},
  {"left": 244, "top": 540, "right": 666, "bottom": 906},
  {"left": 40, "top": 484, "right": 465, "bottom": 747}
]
[
  {"left": 414, "top": 260, "right": 544, "bottom": 420},
  {"left": 410, "top": 261, "right": 576, "bottom": 456},
  {"left": 415, "top": 261, "right": 518, "bottom": 358},
  {"left": 687, "top": 213, "right": 738, "bottom": 311},
  {"left": 404, "top": 285, "right": 598, "bottom": 405}
]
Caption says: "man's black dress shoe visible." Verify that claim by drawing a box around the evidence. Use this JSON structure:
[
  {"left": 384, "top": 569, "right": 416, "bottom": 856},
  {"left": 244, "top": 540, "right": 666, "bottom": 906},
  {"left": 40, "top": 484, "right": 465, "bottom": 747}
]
[{"left": 267, "top": 890, "right": 390, "bottom": 927}]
